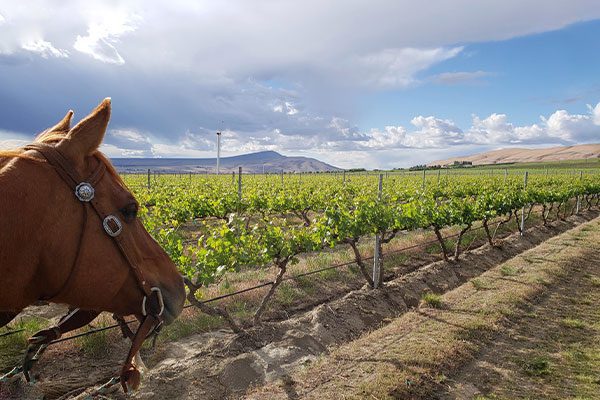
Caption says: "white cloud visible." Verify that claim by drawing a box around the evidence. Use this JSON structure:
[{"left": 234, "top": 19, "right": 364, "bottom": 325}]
[
  {"left": 592, "top": 102, "right": 600, "bottom": 125},
  {"left": 0, "top": 129, "right": 30, "bottom": 150},
  {"left": 105, "top": 128, "right": 153, "bottom": 152},
  {"left": 73, "top": 12, "right": 139, "bottom": 64},
  {"left": 406, "top": 116, "right": 464, "bottom": 147},
  {"left": 354, "top": 47, "right": 463, "bottom": 89},
  {"left": 0, "top": 13, "right": 5, "bottom": 24},
  {"left": 273, "top": 102, "right": 299, "bottom": 115},
  {"left": 467, "top": 105, "right": 600, "bottom": 145},
  {"left": 21, "top": 39, "right": 68, "bottom": 58},
  {"left": 361, "top": 126, "right": 407, "bottom": 148}
]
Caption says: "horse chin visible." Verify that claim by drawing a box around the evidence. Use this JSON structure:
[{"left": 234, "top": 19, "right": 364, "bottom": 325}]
[
  {"left": 160, "top": 308, "right": 177, "bottom": 326},
  {"left": 159, "top": 289, "right": 185, "bottom": 326}
]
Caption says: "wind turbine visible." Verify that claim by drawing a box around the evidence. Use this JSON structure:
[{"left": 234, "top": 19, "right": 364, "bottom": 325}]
[{"left": 216, "top": 120, "right": 225, "bottom": 175}]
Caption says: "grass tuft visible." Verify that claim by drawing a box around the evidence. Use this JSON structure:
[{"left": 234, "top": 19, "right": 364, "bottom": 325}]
[
  {"left": 421, "top": 293, "right": 443, "bottom": 308},
  {"left": 500, "top": 265, "right": 519, "bottom": 276},
  {"left": 160, "top": 314, "right": 222, "bottom": 342},
  {"left": 76, "top": 324, "right": 111, "bottom": 358},
  {"left": 471, "top": 278, "right": 492, "bottom": 291},
  {"left": 522, "top": 356, "right": 552, "bottom": 376},
  {"left": 0, "top": 317, "right": 46, "bottom": 371},
  {"left": 561, "top": 318, "right": 586, "bottom": 329}
]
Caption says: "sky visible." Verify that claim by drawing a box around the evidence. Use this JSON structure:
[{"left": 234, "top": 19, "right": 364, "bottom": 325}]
[{"left": 0, "top": 1, "right": 599, "bottom": 169}]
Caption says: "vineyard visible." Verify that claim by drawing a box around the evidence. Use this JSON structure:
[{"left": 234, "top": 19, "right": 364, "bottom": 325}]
[{"left": 120, "top": 168, "right": 600, "bottom": 331}]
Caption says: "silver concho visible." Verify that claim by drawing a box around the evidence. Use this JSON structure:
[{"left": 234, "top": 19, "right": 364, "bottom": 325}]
[{"left": 75, "top": 182, "right": 95, "bottom": 202}]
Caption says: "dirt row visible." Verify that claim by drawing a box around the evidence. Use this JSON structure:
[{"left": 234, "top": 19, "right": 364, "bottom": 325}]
[{"left": 247, "top": 215, "right": 600, "bottom": 399}]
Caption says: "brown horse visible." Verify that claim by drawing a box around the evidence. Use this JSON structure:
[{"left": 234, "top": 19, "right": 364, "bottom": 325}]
[{"left": 0, "top": 99, "right": 185, "bottom": 392}]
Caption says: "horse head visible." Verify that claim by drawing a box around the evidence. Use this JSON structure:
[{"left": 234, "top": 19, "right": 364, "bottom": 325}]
[
  {"left": 1, "top": 99, "right": 185, "bottom": 324},
  {"left": 0, "top": 99, "right": 186, "bottom": 391}
]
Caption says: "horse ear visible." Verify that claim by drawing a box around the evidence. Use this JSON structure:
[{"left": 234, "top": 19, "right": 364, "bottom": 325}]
[
  {"left": 59, "top": 98, "right": 111, "bottom": 160},
  {"left": 48, "top": 110, "right": 74, "bottom": 132}
]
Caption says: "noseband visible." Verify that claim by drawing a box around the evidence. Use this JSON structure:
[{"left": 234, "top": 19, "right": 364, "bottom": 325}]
[{"left": 24, "top": 143, "right": 164, "bottom": 390}]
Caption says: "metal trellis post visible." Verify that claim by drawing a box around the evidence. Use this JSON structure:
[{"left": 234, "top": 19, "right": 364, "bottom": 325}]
[
  {"left": 373, "top": 173, "right": 384, "bottom": 289},
  {"left": 520, "top": 171, "right": 528, "bottom": 236},
  {"left": 238, "top": 166, "right": 243, "bottom": 203},
  {"left": 576, "top": 170, "right": 583, "bottom": 214}
]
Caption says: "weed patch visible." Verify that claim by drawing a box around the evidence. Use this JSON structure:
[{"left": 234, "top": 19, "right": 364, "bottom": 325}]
[{"left": 421, "top": 293, "right": 443, "bottom": 308}]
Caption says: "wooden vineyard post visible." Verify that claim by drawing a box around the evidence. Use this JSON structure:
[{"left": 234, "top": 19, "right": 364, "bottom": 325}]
[
  {"left": 422, "top": 169, "right": 426, "bottom": 190},
  {"left": 520, "top": 171, "right": 528, "bottom": 236},
  {"left": 281, "top": 170, "right": 284, "bottom": 185},
  {"left": 147, "top": 169, "right": 151, "bottom": 189},
  {"left": 232, "top": 171, "right": 235, "bottom": 185},
  {"left": 437, "top": 169, "right": 441, "bottom": 185},
  {"left": 373, "top": 174, "right": 384, "bottom": 289},
  {"left": 504, "top": 168, "right": 508, "bottom": 184}
]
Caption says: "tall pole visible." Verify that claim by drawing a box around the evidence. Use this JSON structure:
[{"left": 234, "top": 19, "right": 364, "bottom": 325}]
[{"left": 216, "top": 131, "right": 222, "bottom": 175}]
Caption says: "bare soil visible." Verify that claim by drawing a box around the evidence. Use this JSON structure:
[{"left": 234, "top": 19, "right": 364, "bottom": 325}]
[{"left": 247, "top": 215, "right": 600, "bottom": 399}]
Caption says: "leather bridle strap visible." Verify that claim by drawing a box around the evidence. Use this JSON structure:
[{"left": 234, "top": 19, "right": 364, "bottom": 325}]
[{"left": 23, "top": 143, "right": 163, "bottom": 317}]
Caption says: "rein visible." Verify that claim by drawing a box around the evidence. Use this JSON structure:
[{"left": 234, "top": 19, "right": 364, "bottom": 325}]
[{"left": 23, "top": 143, "right": 164, "bottom": 391}]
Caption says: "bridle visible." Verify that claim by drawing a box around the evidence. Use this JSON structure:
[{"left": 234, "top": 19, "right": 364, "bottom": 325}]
[{"left": 24, "top": 143, "right": 164, "bottom": 390}]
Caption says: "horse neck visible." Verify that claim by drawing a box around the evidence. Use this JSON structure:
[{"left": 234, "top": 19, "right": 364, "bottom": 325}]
[{"left": 0, "top": 159, "right": 75, "bottom": 310}]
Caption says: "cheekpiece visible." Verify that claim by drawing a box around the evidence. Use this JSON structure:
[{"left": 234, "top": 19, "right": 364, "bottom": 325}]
[{"left": 75, "top": 182, "right": 95, "bottom": 202}]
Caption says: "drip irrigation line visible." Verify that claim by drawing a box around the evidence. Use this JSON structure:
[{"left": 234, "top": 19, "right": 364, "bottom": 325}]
[
  {"left": 0, "top": 328, "right": 25, "bottom": 338},
  {"left": 49, "top": 319, "right": 137, "bottom": 345}
]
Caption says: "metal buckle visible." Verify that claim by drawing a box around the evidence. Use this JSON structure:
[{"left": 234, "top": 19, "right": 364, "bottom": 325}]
[
  {"left": 103, "top": 215, "right": 123, "bottom": 237},
  {"left": 75, "top": 182, "right": 95, "bottom": 202},
  {"left": 142, "top": 287, "right": 165, "bottom": 317}
]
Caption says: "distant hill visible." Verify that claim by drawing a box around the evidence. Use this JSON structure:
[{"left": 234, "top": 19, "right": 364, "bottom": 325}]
[
  {"left": 112, "top": 151, "right": 342, "bottom": 173},
  {"left": 428, "top": 144, "right": 600, "bottom": 166}
]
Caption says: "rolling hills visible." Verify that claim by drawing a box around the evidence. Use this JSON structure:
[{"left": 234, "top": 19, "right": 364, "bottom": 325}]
[
  {"left": 112, "top": 151, "right": 341, "bottom": 173},
  {"left": 429, "top": 143, "right": 600, "bottom": 166}
]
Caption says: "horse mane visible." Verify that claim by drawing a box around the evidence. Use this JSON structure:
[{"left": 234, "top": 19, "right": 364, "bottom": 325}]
[{"left": 0, "top": 129, "right": 125, "bottom": 187}]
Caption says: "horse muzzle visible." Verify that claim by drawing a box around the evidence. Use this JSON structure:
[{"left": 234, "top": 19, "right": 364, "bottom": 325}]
[{"left": 155, "top": 281, "right": 185, "bottom": 325}]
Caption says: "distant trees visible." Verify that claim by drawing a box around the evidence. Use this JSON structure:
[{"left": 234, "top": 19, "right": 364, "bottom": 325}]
[{"left": 451, "top": 160, "right": 473, "bottom": 167}]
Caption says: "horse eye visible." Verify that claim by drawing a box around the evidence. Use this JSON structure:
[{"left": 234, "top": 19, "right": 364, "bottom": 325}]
[{"left": 120, "top": 203, "right": 138, "bottom": 222}]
